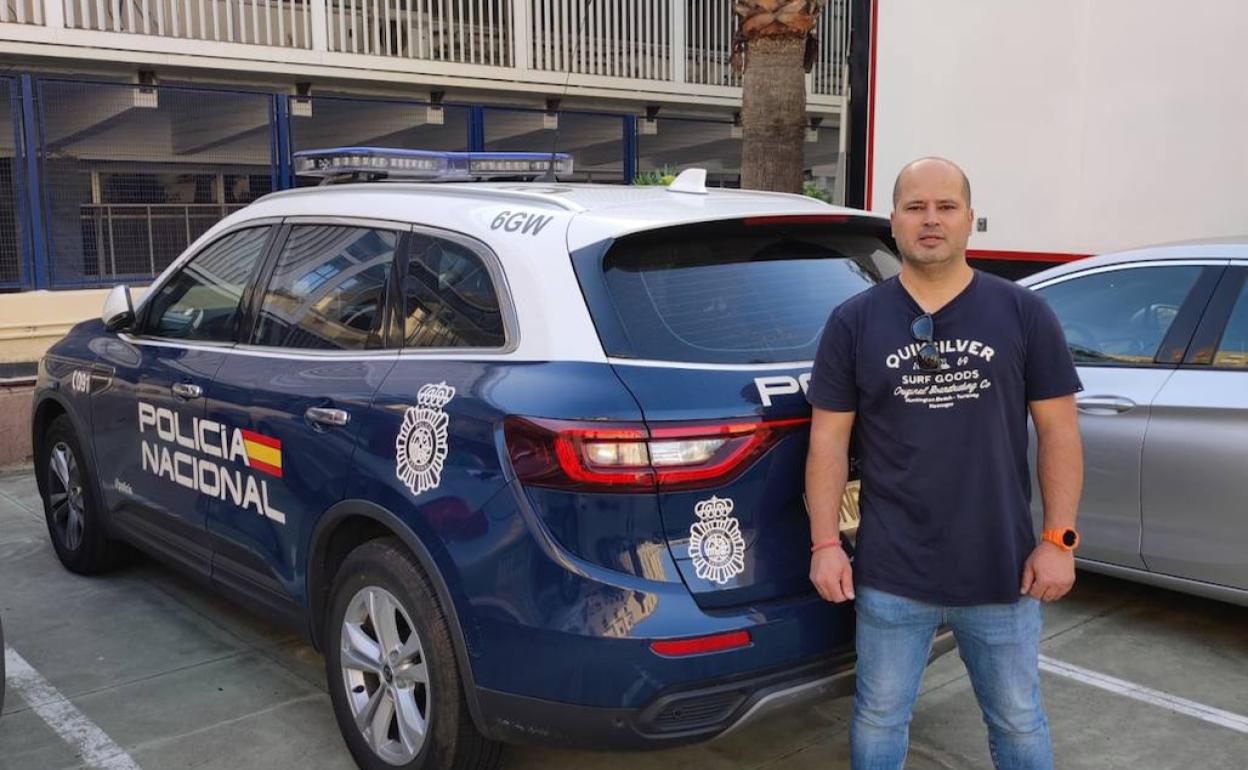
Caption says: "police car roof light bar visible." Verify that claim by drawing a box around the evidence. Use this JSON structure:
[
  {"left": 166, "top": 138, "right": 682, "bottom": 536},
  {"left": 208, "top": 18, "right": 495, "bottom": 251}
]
[{"left": 293, "top": 147, "right": 574, "bottom": 183}]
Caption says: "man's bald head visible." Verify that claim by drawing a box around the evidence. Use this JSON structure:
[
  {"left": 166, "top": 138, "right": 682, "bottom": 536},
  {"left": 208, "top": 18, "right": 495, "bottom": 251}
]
[
  {"left": 892, "top": 157, "right": 972, "bottom": 208},
  {"left": 889, "top": 157, "right": 975, "bottom": 268}
]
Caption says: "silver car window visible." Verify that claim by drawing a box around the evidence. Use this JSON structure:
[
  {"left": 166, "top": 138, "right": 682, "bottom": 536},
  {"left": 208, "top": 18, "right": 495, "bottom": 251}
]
[
  {"left": 1035, "top": 265, "right": 1203, "bottom": 365},
  {"left": 1213, "top": 282, "right": 1248, "bottom": 368}
]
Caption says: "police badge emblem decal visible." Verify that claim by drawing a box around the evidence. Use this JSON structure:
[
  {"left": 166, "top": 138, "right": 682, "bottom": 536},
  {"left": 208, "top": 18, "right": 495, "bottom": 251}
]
[
  {"left": 688, "top": 496, "right": 746, "bottom": 585},
  {"left": 396, "top": 382, "right": 456, "bottom": 496}
]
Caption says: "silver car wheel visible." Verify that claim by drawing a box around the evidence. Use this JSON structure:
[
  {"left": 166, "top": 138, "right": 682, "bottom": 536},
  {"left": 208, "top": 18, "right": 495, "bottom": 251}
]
[
  {"left": 47, "top": 442, "right": 85, "bottom": 552},
  {"left": 340, "top": 585, "right": 431, "bottom": 766}
]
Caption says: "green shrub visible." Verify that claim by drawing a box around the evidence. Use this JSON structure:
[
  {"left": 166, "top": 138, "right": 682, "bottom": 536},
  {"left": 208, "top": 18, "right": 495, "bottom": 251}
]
[
  {"left": 633, "top": 167, "right": 677, "bottom": 186},
  {"left": 803, "top": 181, "right": 834, "bottom": 203}
]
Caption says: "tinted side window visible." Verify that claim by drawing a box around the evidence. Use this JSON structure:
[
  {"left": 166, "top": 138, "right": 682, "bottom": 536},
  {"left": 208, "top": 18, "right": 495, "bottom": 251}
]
[
  {"left": 1213, "top": 281, "right": 1248, "bottom": 368},
  {"left": 403, "top": 234, "right": 506, "bottom": 348},
  {"left": 144, "top": 227, "right": 270, "bottom": 342},
  {"left": 1036, "top": 265, "right": 1202, "bottom": 365},
  {"left": 251, "top": 225, "right": 395, "bottom": 350}
]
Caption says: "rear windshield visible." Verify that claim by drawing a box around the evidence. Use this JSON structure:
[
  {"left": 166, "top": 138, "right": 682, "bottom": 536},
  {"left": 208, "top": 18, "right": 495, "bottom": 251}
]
[{"left": 594, "top": 220, "right": 900, "bottom": 364}]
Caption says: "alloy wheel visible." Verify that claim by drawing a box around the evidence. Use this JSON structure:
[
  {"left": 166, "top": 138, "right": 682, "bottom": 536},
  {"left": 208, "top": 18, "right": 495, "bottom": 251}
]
[
  {"left": 340, "top": 585, "right": 431, "bottom": 766},
  {"left": 47, "top": 442, "right": 85, "bottom": 552}
]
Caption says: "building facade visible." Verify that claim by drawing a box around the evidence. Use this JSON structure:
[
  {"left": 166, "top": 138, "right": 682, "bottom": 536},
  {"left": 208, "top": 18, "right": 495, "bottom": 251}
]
[{"left": 0, "top": 0, "right": 855, "bottom": 293}]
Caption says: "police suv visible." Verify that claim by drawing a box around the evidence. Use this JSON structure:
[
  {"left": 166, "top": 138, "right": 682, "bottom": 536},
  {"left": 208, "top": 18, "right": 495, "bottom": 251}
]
[{"left": 32, "top": 149, "right": 930, "bottom": 770}]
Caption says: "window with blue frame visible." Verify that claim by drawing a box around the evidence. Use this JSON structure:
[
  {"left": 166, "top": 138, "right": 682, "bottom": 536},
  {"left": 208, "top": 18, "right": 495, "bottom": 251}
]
[
  {"left": 36, "top": 80, "right": 272, "bottom": 286},
  {"left": 289, "top": 95, "right": 472, "bottom": 188},
  {"left": 483, "top": 108, "right": 625, "bottom": 183},
  {"left": 0, "top": 78, "right": 23, "bottom": 287}
]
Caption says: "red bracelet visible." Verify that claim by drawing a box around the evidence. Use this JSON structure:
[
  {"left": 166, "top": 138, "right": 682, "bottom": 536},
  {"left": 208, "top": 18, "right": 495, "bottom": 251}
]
[{"left": 811, "top": 539, "right": 843, "bottom": 553}]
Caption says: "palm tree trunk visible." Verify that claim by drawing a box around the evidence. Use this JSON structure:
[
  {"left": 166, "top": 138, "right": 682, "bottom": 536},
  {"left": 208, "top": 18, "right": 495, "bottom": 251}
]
[{"left": 741, "top": 36, "right": 807, "bottom": 193}]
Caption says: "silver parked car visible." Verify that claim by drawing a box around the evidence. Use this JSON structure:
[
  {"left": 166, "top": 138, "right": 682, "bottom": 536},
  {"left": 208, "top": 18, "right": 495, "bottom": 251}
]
[{"left": 1020, "top": 237, "right": 1248, "bottom": 606}]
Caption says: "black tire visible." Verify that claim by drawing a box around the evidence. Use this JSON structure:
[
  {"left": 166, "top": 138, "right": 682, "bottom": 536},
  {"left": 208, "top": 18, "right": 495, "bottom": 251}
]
[
  {"left": 325, "top": 538, "right": 502, "bottom": 770},
  {"left": 39, "top": 415, "right": 122, "bottom": 574}
]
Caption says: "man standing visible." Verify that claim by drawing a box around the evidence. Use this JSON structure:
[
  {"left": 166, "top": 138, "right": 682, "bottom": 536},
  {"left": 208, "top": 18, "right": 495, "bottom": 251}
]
[{"left": 805, "top": 158, "right": 1084, "bottom": 769}]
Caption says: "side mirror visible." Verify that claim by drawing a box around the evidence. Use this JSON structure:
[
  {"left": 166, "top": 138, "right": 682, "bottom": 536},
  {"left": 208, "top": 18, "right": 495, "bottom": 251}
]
[{"left": 102, "top": 285, "right": 135, "bottom": 332}]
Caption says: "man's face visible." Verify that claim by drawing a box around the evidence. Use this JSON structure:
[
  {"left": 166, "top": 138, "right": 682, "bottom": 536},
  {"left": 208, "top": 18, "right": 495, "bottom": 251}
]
[{"left": 890, "top": 162, "right": 974, "bottom": 268}]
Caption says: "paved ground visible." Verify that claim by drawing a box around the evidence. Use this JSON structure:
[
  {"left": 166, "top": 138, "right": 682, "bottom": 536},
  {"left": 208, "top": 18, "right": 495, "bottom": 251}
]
[{"left": 1, "top": 466, "right": 1246, "bottom": 770}]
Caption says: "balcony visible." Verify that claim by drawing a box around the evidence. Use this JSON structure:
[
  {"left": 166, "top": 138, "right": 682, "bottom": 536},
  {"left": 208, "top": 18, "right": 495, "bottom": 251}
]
[{"left": 0, "top": 0, "right": 851, "bottom": 109}]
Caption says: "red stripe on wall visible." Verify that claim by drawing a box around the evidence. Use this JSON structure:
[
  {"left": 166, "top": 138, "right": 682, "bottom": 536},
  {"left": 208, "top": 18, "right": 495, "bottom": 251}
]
[
  {"left": 966, "top": 249, "right": 1090, "bottom": 264},
  {"left": 865, "top": 0, "right": 880, "bottom": 210},
  {"left": 240, "top": 429, "right": 282, "bottom": 450}
]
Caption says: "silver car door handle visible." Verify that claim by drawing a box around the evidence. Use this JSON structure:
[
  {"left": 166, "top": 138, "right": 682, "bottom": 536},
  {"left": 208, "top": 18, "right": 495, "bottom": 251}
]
[
  {"left": 306, "top": 407, "right": 350, "bottom": 427},
  {"left": 171, "top": 382, "right": 202, "bottom": 399},
  {"left": 1076, "top": 396, "right": 1135, "bottom": 414}
]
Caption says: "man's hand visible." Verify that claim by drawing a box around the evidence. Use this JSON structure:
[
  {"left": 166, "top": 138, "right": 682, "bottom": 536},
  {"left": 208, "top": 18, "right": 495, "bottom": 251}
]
[
  {"left": 810, "top": 546, "right": 855, "bottom": 603},
  {"left": 1020, "top": 541, "right": 1075, "bottom": 602},
  {"left": 1027, "top": 394, "right": 1081, "bottom": 603}
]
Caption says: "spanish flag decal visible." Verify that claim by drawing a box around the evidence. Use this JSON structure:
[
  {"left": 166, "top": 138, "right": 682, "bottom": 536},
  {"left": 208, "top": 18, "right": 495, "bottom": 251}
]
[{"left": 241, "top": 430, "right": 283, "bottom": 478}]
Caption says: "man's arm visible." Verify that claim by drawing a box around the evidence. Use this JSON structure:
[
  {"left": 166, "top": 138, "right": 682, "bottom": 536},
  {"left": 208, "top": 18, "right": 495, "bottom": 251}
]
[
  {"left": 1022, "top": 394, "right": 1083, "bottom": 601},
  {"left": 806, "top": 407, "right": 856, "bottom": 603}
]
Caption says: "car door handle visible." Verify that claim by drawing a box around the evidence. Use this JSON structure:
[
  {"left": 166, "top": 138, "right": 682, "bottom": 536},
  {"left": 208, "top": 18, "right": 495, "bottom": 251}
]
[
  {"left": 171, "top": 382, "right": 202, "bottom": 399},
  {"left": 1076, "top": 396, "right": 1136, "bottom": 414},
  {"left": 306, "top": 407, "right": 350, "bottom": 427}
]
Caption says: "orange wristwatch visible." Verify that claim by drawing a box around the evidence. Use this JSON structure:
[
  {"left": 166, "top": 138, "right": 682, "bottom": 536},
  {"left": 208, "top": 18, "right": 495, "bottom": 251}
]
[{"left": 1042, "top": 527, "right": 1080, "bottom": 552}]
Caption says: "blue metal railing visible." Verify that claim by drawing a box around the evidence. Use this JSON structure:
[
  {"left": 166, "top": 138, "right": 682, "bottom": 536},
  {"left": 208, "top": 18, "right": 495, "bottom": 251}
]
[{"left": 9, "top": 75, "right": 768, "bottom": 289}]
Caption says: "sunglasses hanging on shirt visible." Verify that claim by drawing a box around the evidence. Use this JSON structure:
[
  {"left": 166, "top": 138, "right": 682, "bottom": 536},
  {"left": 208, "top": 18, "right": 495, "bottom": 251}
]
[{"left": 910, "top": 313, "right": 945, "bottom": 371}]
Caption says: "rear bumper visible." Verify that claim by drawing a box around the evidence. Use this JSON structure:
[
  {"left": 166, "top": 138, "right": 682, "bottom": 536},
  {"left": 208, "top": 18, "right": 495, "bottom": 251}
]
[
  {"left": 477, "top": 628, "right": 957, "bottom": 750},
  {"left": 717, "top": 627, "right": 956, "bottom": 740}
]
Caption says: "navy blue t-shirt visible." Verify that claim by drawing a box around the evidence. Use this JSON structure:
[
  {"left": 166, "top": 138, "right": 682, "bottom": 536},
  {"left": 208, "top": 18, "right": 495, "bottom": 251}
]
[{"left": 806, "top": 270, "right": 1082, "bottom": 606}]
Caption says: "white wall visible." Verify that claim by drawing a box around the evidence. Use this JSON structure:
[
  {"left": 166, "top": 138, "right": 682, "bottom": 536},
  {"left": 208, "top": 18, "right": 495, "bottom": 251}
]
[{"left": 870, "top": 0, "right": 1248, "bottom": 256}]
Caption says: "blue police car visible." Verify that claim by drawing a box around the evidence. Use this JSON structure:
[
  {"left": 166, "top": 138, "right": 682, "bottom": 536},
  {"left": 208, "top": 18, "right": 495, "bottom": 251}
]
[{"left": 31, "top": 149, "right": 945, "bottom": 770}]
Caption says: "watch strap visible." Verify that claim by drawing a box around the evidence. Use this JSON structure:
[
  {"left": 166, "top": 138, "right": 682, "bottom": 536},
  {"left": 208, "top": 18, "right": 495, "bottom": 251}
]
[{"left": 1042, "top": 527, "right": 1079, "bottom": 552}]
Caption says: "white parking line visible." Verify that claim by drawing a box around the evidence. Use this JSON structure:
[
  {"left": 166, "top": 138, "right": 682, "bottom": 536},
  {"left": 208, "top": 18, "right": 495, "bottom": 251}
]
[
  {"left": 4, "top": 646, "right": 143, "bottom": 770},
  {"left": 1040, "top": 655, "right": 1248, "bottom": 734}
]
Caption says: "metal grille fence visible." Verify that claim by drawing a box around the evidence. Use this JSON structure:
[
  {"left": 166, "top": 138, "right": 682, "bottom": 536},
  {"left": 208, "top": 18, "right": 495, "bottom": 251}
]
[
  {"left": 530, "top": 0, "right": 671, "bottom": 80},
  {"left": 289, "top": 94, "right": 470, "bottom": 188},
  {"left": 0, "top": 79, "right": 25, "bottom": 288},
  {"left": 327, "top": 0, "right": 512, "bottom": 64},
  {"left": 686, "top": 0, "right": 850, "bottom": 95},
  {"left": 483, "top": 107, "right": 624, "bottom": 182},
  {"left": 79, "top": 202, "right": 250, "bottom": 279},
  {"left": 811, "top": 0, "right": 851, "bottom": 97},
  {"left": 10, "top": 62, "right": 849, "bottom": 290},
  {"left": 685, "top": 0, "right": 738, "bottom": 88},
  {"left": 63, "top": 0, "right": 314, "bottom": 47},
  {"left": 1, "top": 0, "right": 43, "bottom": 24},
  {"left": 638, "top": 116, "right": 741, "bottom": 185},
  {"left": 638, "top": 116, "right": 841, "bottom": 193},
  {"left": 37, "top": 80, "right": 273, "bottom": 287}
]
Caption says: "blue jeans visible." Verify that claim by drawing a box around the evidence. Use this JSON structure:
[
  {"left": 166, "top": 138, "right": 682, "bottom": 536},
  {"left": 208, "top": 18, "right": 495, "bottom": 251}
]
[{"left": 850, "top": 586, "right": 1051, "bottom": 770}]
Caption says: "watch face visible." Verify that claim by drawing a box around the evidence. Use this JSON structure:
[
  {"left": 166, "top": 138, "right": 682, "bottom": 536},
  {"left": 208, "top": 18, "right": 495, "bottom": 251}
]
[{"left": 1062, "top": 529, "right": 1078, "bottom": 547}]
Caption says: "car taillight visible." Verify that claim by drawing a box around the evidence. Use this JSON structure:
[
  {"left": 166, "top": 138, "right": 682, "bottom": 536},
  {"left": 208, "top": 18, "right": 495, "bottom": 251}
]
[
  {"left": 503, "top": 416, "right": 809, "bottom": 492},
  {"left": 648, "top": 418, "right": 808, "bottom": 490}
]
